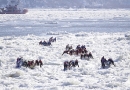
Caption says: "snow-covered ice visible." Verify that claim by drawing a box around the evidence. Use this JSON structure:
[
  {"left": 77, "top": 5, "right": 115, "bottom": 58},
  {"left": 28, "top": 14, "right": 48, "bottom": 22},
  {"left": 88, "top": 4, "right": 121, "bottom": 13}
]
[{"left": 0, "top": 9, "right": 130, "bottom": 90}]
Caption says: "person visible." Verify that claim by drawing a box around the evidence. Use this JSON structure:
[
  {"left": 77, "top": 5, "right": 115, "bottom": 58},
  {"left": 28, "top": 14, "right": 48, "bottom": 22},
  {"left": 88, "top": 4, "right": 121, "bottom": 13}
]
[
  {"left": 49, "top": 37, "right": 53, "bottom": 42},
  {"left": 76, "top": 45, "right": 80, "bottom": 50},
  {"left": 39, "top": 60, "right": 43, "bottom": 67},
  {"left": 81, "top": 50, "right": 85, "bottom": 59},
  {"left": 69, "top": 45, "right": 73, "bottom": 50},
  {"left": 22, "top": 60, "right": 28, "bottom": 68},
  {"left": 107, "top": 58, "right": 116, "bottom": 67},
  {"left": 84, "top": 48, "right": 88, "bottom": 53},
  {"left": 75, "top": 59, "right": 79, "bottom": 67},
  {"left": 48, "top": 41, "right": 51, "bottom": 46},
  {"left": 16, "top": 57, "right": 23, "bottom": 68},
  {"left": 43, "top": 40, "right": 46, "bottom": 44},
  {"left": 66, "top": 44, "right": 69, "bottom": 51},
  {"left": 82, "top": 45, "right": 86, "bottom": 50},
  {"left": 89, "top": 52, "right": 93, "bottom": 59},
  {"left": 39, "top": 41, "right": 42, "bottom": 45},
  {"left": 69, "top": 60, "right": 75, "bottom": 68},
  {"left": 81, "top": 45, "right": 85, "bottom": 49},
  {"left": 29, "top": 60, "right": 35, "bottom": 69},
  {"left": 101, "top": 56, "right": 107, "bottom": 68},
  {"left": 72, "top": 60, "right": 75, "bottom": 67},
  {"left": 64, "top": 61, "right": 69, "bottom": 71},
  {"left": 16, "top": 58, "right": 20, "bottom": 67},
  {"left": 35, "top": 60, "right": 39, "bottom": 66},
  {"left": 53, "top": 37, "right": 56, "bottom": 42}
]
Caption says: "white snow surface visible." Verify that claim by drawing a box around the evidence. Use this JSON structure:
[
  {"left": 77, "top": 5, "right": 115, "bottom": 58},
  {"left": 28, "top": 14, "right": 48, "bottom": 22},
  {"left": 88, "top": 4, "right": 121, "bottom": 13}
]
[{"left": 0, "top": 9, "right": 130, "bottom": 90}]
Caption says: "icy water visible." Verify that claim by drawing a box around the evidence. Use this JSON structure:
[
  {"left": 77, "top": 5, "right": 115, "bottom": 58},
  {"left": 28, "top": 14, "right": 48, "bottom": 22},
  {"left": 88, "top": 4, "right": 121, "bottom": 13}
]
[
  {"left": 0, "top": 9, "right": 130, "bottom": 36},
  {"left": 0, "top": 9, "right": 130, "bottom": 90}
]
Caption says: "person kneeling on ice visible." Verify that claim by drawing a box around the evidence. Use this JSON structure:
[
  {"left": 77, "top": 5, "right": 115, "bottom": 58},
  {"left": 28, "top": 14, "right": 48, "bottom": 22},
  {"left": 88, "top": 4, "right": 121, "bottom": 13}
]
[
  {"left": 49, "top": 37, "right": 53, "bottom": 42},
  {"left": 48, "top": 41, "right": 51, "bottom": 46},
  {"left": 22, "top": 60, "right": 28, "bottom": 68},
  {"left": 76, "top": 44, "right": 80, "bottom": 50},
  {"left": 39, "top": 41, "right": 42, "bottom": 45},
  {"left": 105, "top": 58, "right": 116, "bottom": 67},
  {"left": 43, "top": 40, "right": 47, "bottom": 44},
  {"left": 69, "top": 60, "right": 75, "bottom": 69},
  {"left": 101, "top": 56, "right": 116, "bottom": 68}
]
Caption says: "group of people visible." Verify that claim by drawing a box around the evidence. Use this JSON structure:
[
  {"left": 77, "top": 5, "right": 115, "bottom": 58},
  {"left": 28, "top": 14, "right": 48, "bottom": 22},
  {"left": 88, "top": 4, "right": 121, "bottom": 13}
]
[
  {"left": 64, "top": 59, "right": 79, "bottom": 71},
  {"left": 65, "top": 44, "right": 116, "bottom": 69},
  {"left": 16, "top": 57, "right": 43, "bottom": 69},
  {"left": 39, "top": 40, "right": 51, "bottom": 46},
  {"left": 65, "top": 44, "right": 86, "bottom": 51},
  {"left": 16, "top": 40, "right": 116, "bottom": 70},
  {"left": 64, "top": 44, "right": 93, "bottom": 60},
  {"left": 39, "top": 37, "right": 56, "bottom": 46},
  {"left": 49, "top": 37, "right": 56, "bottom": 42},
  {"left": 64, "top": 44, "right": 87, "bottom": 55},
  {"left": 76, "top": 44, "right": 86, "bottom": 50},
  {"left": 101, "top": 56, "right": 116, "bottom": 68}
]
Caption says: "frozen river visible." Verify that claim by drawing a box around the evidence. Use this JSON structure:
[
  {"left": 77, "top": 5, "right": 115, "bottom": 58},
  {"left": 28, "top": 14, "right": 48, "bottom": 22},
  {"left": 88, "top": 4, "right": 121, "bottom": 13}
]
[
  {"left": 0, "top": 9, "right": 130, "bottom": 90},
  {"left": 0, "top": 9, "right": 130, "bottom": 36}
]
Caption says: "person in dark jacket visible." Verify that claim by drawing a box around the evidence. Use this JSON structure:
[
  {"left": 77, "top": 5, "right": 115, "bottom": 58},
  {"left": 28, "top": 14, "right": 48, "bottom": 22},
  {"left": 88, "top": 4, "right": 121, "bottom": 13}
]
[
  {"left": 107, "top": 58, "right": 116, "bottom": 67},
  {"left": 101, "top": 56, "right": 107, "bottom": 68},
  {"left": 64, "top": 61, "right": 69, "bottom": 71},
  {"left": 39, "top": 60, "right": 43, "bottom": 67},
  {"left": 75, "top": 59, "right": 79, "bottom": 67}
]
